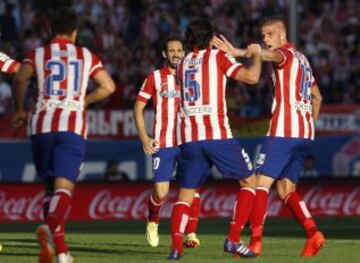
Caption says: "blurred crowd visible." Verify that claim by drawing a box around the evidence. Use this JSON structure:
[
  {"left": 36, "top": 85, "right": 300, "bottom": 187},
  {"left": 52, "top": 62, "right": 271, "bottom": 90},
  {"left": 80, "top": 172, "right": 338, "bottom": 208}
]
[{"left": 0, "top": 0, "right": 359, "bottom": 116}]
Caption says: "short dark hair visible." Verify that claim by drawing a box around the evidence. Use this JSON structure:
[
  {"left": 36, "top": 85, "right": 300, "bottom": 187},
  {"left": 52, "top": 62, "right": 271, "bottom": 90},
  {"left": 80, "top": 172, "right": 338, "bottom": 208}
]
[
  {"left": 163, "top": 36, "right": 183, "bottom": 51},
  {"left": 185, "top": 18, "right": 213, "bottom": 51},
  {"left": 51, "top": 7, "right": 78, "bottom": 36},
  {"left": 260, "top": 15, "right": 287, "bottom": 30}
]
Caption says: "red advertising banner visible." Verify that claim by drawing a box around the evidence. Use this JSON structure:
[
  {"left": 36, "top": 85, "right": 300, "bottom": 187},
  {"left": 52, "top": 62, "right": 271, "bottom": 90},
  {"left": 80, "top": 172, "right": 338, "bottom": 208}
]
[{"left": 1, "top": 180, "right": 360, "bottom": 222}]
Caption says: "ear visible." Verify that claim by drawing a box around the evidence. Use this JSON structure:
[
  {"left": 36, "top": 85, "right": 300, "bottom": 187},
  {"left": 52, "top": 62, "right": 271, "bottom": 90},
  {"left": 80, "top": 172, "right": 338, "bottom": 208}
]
[
  {"left": 71, "top": 30, "right": 78, "bottom": 43},
  {"left": 162, "top": 51, "right": 167, "bottom": 59}
]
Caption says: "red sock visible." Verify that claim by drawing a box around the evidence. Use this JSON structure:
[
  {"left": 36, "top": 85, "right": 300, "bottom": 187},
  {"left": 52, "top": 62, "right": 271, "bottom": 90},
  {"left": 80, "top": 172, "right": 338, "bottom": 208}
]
[
  {"left": 171, "top": 202, "right": 190, "bottom": 253},
  {"left": 148, "top": 193, "right": 163, "bottom": 224},
  {"left": 185, "top": 192, "right": 200, "bottom": 234},
  {"left": 250, "top": 187, "right": 269, "bottom": 243},
  {"left": 284, "top": 192, "right": 318, "bottom": 238},
  {"left": 46, "top": 189, "right": 72, "bottom": 254},
  {"left": 53, "top": 221, "right": 68, "bottom": 254},
  {"left": 227, "top": 187, "right": 255, "bottom": 243},
  {"left": 43, "top": 195, "right": 52, "bottom": 219}
]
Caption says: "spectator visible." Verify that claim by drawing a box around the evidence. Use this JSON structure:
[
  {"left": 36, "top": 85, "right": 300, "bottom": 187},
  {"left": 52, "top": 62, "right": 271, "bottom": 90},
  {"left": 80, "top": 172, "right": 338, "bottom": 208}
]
[
  {"left": 103, "top": 159, "right": 130, "bottom": 181},
  {"left": 301, "top": 155, "right": 319, "bottom": 178}
]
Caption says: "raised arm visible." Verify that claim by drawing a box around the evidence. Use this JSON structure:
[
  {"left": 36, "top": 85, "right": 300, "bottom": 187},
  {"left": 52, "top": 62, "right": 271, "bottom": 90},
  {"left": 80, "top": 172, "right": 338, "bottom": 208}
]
[
  {"left": 233, "top": 44, "right": 262, "bottom": 84},
  {"left": 213, "top": 34, "right": 284, "bottom": 64}
]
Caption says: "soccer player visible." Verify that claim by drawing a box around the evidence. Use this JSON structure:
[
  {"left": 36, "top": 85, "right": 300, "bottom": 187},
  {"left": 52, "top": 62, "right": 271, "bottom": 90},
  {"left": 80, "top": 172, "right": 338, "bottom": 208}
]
[
  {"left": 213, "top": 16, "right": 325, "bottom": 257},
  {"left": 12, "top": 8, "right": 115, "bottom": 263},
  {"left": 167, "top": 19, "right": 262, "bottom": 260},
  {"left": 134, "top": 37, "right": 201, "bottom": 248}
]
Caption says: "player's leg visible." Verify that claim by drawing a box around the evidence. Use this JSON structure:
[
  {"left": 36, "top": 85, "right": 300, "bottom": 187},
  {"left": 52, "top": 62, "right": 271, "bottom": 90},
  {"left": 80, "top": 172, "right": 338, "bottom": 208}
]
[
  {"left": 276, "top": 153, "right": 325, "bottom": 257},
  {"left": 248, "top": 136, "right": 295, "bottom": 255},
  {"left": 168, "top": 142, "right": 210, "bottom": 260},
  {"left": 203, "top": 139, "right": 257, "bottom": 257},
  {"left": 275, "top": 138, "right": 325, "bottom": 256},
  {"left": 184, "top": 190, "right": 201, "bottom": 248},
  {"left": 248, "top": 175, "right": 274, "bottom": 255},
  {"left": 46, "top": 132, "right": 85, "bottom": 263},
  {"left": 146, "top": 181, "right": 169, "bottom": 247},
  {"left": 31, "top": 134, "right": 56, "bottom": 263},
  {"left": 147, "top": 147, "right": 178, "bottom": 247}
]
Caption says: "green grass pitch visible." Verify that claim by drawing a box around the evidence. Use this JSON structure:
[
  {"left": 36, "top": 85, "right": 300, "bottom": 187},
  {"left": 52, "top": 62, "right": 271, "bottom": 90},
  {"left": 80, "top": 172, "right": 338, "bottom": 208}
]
[{"left": 0, "top": 217, "right": 359, "bottom": 263}]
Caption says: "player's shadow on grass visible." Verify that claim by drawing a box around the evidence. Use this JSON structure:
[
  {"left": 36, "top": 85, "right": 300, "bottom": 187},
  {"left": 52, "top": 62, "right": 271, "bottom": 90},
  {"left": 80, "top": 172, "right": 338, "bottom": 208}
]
[{"left": 68, "top": 245, "right": 167, "bottom": 256}]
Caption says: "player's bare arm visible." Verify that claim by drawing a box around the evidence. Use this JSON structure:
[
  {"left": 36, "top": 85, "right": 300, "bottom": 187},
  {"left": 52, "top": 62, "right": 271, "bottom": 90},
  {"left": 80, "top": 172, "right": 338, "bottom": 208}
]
[
  {"left": 12, "top": 63, "right": 34, "bottom": 127},
  {"left": 234, "top": 44, "right": 262, "bottom": 84},
  {"left": 133, "top": 100, "right": 159, "bottom": 155},
  {"left": 311, "top": 85, "right": 322, "bottom": 122},
  {"left": 261, "top": 49, "right": 284, "bottom": 64},
  {"left": 212, "top": 35, "right": 249, "bottom": 58},
  {"left": 85, "top": 70, "right": 115, "bottom": 107}
]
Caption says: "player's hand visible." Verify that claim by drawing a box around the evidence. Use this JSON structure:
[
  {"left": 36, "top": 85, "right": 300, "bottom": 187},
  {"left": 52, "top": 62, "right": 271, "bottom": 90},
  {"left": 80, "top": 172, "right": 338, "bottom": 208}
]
[
  {"left": 142, "top": 137, "right": 159, "bottom": 155},
  {"left": 246, "top": 43, "right": 262, "bottom": 57},
  {"left": 12, "top": 111, "right": 27, "bottom": 128},
  {"left": 212, "top": 34, "right": 239, "bottom": 57}
]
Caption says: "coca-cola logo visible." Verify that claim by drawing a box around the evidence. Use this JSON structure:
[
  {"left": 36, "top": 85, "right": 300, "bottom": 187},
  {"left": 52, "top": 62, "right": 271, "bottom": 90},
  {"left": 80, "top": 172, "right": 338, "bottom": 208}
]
[
  {"left": 89, "top": 189, "right": 180, "bottom": 220},
  {"left": 0, "top": 191, "right": 44, "bottom": 221},
  {"left": 304, "top": 186, "right": 360, "bottom": 216}
]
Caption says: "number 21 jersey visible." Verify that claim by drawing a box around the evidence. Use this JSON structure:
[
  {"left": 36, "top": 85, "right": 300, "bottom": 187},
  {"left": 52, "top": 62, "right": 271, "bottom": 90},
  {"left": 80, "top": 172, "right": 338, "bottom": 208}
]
[{"left": 24, "top": 37, "right": 104, "bottom": 138}]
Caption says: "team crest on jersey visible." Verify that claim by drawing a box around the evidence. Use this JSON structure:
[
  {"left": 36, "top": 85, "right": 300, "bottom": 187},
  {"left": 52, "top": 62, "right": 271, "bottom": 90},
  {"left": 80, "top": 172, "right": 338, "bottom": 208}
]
[{"left": 159, "top": 87, "right": 181, "bottom": 98}]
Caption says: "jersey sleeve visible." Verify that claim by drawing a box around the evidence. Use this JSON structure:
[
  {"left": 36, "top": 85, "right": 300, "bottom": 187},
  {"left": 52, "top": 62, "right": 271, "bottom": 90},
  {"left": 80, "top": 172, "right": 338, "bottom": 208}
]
[
  {"left": 89, "top": 53, "right": 105, "bottom": 78},
  {"left": 274, "top": 47, "right": 293, "bottom": 68},
  {"left": 0, "top": 51, "right": 20, "bottom": 74},
  {"left": 218, "top": 51, "right": 243, "bottom": 80},
  {"left": 136, "top": 73, "right": 155, "bottom": 103}
]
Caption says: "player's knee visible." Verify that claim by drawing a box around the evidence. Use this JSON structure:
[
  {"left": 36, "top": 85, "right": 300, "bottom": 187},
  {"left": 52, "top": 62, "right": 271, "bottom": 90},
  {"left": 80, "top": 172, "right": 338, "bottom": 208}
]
[
  {"left": 152, "top": 191, "right": 167, "bottom": 203},
  {"left": 277, "top": 186, "right": 296, "bottom": 200},
  {"left": 239, "top": 174, "right": 257, "bottom": 188}
]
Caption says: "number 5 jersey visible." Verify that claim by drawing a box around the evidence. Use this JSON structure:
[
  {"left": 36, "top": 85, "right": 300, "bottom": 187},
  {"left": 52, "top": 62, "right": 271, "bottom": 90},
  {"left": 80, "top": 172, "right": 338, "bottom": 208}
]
[{"left": 176, "top": 48, "right": 243, "bottom": 144}]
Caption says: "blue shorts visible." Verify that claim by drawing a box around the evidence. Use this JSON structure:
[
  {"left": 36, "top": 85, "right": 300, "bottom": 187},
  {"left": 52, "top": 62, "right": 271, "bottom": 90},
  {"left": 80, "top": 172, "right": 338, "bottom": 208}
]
[
  {"left": 152, "top": 147, "right": 180, "bottom": 183},
  {"left": 177, "top": 139, "right": 253, "bottom": 189},
  {"left": 255, "top": 136, "right": 312, "bottom": 183},
  {"left": 31, "top": 132, "right": 86, "bottom": 183}
]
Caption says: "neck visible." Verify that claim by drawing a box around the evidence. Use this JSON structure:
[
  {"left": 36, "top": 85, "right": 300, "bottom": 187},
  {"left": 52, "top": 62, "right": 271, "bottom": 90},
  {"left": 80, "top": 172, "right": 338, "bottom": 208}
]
[
  {"left": 168, "top": 66, "right": 176, "bottom": 75},
  {"left": 54, "top": 33, "right": 75, "bottom": 43}
]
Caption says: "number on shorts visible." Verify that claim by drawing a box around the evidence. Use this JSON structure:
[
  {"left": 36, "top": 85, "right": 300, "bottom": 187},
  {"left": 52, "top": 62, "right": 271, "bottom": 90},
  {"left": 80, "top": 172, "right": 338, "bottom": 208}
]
[
  {"left": 241, "top": 149, "right": 253, "bottom": 170},
  {"left": 153, "top": 157, "right": 160, "bottom": 170}
]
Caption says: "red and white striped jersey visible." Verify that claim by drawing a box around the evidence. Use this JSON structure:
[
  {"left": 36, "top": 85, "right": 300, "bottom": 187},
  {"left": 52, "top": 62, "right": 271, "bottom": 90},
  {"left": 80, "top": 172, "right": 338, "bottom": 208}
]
[
  {"left": 0, "top": 51, "right": 19, "bottom": 74},
  {"left": 177, "top": 48, "right": 243, "bottom": 144},
  {"left": 136, "top": 66, "right": 181, "bottom": 148},
  {"left": 24, "top": 37, "right": 104, "bottom": 138},
  {"left": 268, "top": 43, "right": 316, "bottom": 140}
]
